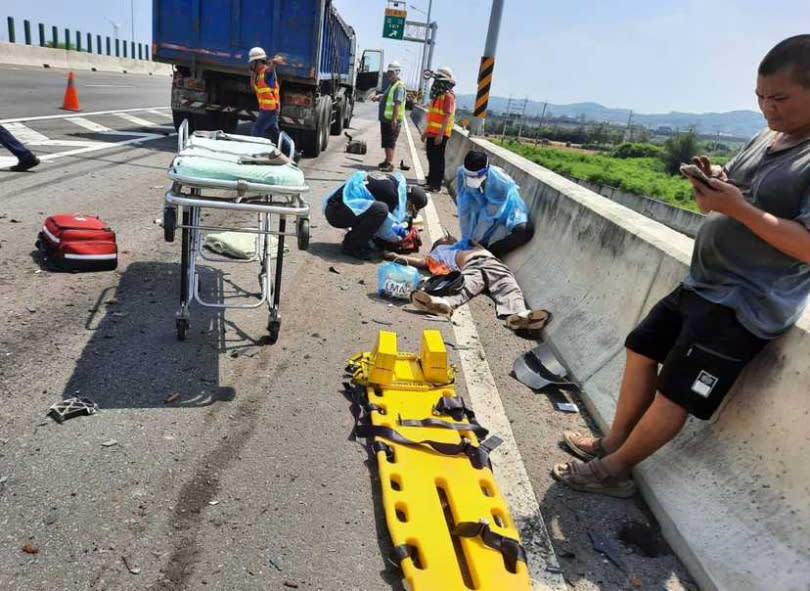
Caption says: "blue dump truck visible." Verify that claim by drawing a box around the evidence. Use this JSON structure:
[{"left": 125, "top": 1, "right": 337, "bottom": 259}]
[{"left": 153, "top": 0, "right": 383, "bottom": 156}]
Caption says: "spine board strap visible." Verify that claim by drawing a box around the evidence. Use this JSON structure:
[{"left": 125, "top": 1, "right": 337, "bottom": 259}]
[
  {"left": 397, "top": 415, "right": 489, "bottom": 440},
  {"left": 355, "top": 424, "right": 503, "bottom": 470},
  {"left": 453, "top": 520, "right": 528, "bottom": 573}
]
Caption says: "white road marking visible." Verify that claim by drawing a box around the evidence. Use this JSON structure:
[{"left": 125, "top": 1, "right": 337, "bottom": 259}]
[
  {"left": 3, "top": 122, "right": 49, "bottom": 144},
  {"left": 84, "top": 84, "right": 136, "bottom": 88},
  {"left": 0, "top": 133, "right": 164, "bottom": 169},
  {"left": 0, "top": 106, "right": 170, "bottom": 125},
  {"left": 66, "top": 117, "right": 113, "bottom": 133},
  {"left": 147, "top": 109, "right": 173, "bottom": 119},
  {"left": 403, "top": 118, "right": 565, "bottom": 591},
  {"left": 114, "top": 112, "right": 160, "bottom": 128}
]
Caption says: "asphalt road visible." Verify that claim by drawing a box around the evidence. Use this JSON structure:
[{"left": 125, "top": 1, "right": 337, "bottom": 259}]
[{"left": 0, "top": 66, "right": 694, "bottom": 591}]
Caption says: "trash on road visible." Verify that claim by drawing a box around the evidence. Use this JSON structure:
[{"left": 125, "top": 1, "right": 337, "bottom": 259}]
[
  {"left": 328, "top": 266, "right": 341, "bottom": 274},
  {"left": 164, "top": 391, "right": 181, "bottom": 404},
  {"left": 588, "top": 531, "right": 627, "bottom": 574},
  {"left": 46, "top": 397, "right": 98, "bottom": 424},
  {"left": 372, "top": 318, "right": 393, "bottom": 326},
  {"left": 554, "top": 402, "right": 579, "bottom": 413},
  {"left": 122, "top": 556, "right": 141, "bottom": 574},
  {"left": 513, "top": 343, "right": 574, "bottom": 391},
  {"left": 21, "top": 543, "right": 39, "bottom": 554},
  {"left": 618, "top": 520, "right": 663, "bottom": 558},
  {"left": 101, "top": 439, "right": 118, "bottom": 447}
]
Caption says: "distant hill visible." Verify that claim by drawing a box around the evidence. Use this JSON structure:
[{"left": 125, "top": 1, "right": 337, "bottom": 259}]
[{"left": 455, "top": 95, "right": 765, "bottom": 138}]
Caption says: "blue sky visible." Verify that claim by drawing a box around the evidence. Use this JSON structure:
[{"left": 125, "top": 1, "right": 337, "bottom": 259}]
[{"left": 4, "top": 0, "right": 809, "bottom": 113}]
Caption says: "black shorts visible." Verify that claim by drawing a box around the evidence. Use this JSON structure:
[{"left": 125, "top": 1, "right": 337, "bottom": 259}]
[
  {"left": 625, "top": 286, "right": 768, "bottom": 420},
  {"left": 380, "top": 121, "right": 401, "bottom": 149}
]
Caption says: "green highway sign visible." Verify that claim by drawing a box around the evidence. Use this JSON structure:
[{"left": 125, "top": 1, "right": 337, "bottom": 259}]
[{"left": 383, "top": 8, "right": 406, "bottom": 40}]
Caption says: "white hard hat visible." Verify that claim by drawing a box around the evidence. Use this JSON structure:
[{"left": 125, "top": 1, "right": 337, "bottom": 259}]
[
  {"left": 386, "top": 61, "right": 401, "bottom": 73},
  {"left": 248, "top": 47, "right": 267, "bottom": 63},
  {"left": 435, "top": 66, "right": 454, "bottom": 80}
]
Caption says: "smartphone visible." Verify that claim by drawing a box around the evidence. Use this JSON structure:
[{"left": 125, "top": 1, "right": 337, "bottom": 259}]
[{"left": 679, "top": 164, "right": 713, "bottom": 187}]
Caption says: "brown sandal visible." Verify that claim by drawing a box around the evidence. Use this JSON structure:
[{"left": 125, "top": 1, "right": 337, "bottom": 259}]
[
  {"left": 562, "top": 430, "right": 606, "bottom": 462},
  {"left": 551, "top": 458, "right": 636, "bottom": 498}
]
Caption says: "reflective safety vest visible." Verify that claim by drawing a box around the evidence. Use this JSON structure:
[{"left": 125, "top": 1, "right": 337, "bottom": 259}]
[
  {"left": 383, "top": 80, "right": 406, "bottom": 122},
  {"left": 426, "top": 92, "right": 455, "bottom": 138},
  {"left": 252, "top": 64, "right": 280, "bottom": 111}
]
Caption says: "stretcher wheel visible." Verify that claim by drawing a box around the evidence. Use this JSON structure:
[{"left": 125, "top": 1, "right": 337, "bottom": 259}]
[
  {"left": 176, "top": 317, "right": 189, "bottom": 341},
  {"left": 267, "top": 318, "right": 281, "bottom": 344},
  {"left": 163, "top": 206, "right": 177, "bottom": 242},
  {"left": 297, "top": 218, "right": 310, "bottom": 251}
]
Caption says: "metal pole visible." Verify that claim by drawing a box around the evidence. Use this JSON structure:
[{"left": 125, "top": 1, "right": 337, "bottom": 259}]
[
  {"left": 418, "top": 0, "right": 433, "bottom": 104},
  {"left": 7, "top": 17, "right": 15, "bottom": 43},
  {"left": 24, "top": 20, "right": 31, "bottom": 45},
  {"left": 426, "top": 23, "right": 437, "bottom": 81},
  {"left": 87, "top": 32, "right": 92, "bottom": 52},
  {"left": 469, "top": 0, "right": 504, "bottom": 136},
  {"left": 51, "top": 26, "right": 58, "bottom": 48},
  {"left": 107, "top": 37, "right": 111, "bottom": 56},
  {"left": 38, "top": 23, "right": 45, "bottom": 47}
]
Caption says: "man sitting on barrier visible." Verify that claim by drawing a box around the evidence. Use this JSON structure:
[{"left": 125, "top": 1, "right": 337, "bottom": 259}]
[
  {"left": 324, "top": 170, "right": 427, "bottom": 260},
  {"left": 456, "top": 150, "right": 533, "bottom": 259},
  {"left": 553, "top": 35, "right": 810, "bottom": 498},
  {"left": 384, "top": 234, "right": 551, "bottom": 332}
]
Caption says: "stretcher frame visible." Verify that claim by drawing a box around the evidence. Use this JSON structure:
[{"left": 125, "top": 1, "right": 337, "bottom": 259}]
[{"left": 162, "top": 121, "right": 310, "bottom": 343}]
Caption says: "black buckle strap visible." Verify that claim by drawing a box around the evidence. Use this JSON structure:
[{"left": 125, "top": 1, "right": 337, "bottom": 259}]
[
  {"left": 354, "top": 424, "right": 502, "bottom": 470},
  {"left": 434, "top": 395, "right": 468, "bottom": 421},
  {"left": 453, "top": 520, "right": 528, "bottom": 573},
  {"left": 398, "top": 415, "right": 489, "bottom": 441},
  {"left": 388, "top": 544, "right": 412, "bottom": 567}
]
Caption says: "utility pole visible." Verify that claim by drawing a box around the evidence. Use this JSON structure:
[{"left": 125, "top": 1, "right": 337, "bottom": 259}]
[
  {"left": 625, "top": 110, "right": 634, "bottom": 142},
  {"left": 501, "top": 95, "right": 513, "bottom": 141},
  {"left": 516, "top": 96, "right": 528, "bottom": 141},
  {"left": 469, "top": 0, "right": 505, "bottom": 136},
  {"left": 418, "top": 0, "right": 433, "bottom": 103}
]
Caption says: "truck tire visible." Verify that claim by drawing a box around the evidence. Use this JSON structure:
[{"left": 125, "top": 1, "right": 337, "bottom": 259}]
[
  {"left": 302, "top": 106, "right": 322, "bottom": 158},
  {"left": 343, "top": 98, "right": 353, "bottom": 129},
  {"left": 330, "top": 99, "right": 345, "bottom": 136},
  {"left": 320, "top": 96, "right": 332, "bottom": 152}
]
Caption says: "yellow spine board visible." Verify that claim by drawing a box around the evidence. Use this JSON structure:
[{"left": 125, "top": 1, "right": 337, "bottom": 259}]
[{"left": 349, "top": 330, "right": 530, "bottom": 591}]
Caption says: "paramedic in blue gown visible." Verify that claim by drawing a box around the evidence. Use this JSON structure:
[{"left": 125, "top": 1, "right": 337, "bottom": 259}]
[
  {"left": 455, "top": 150, "right": 533, "bottom": 258},
  {"left": 324, "top": 171, "right": 428, "bottom": 259}
]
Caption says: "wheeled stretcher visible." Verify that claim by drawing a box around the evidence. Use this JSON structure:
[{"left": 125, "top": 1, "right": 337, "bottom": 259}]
[{"left": 162, "top": 121, "right": 310, "bottom": 343}]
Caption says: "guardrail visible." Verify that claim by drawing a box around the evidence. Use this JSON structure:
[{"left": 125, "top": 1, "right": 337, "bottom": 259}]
[{"left": 5, "top": 16, "right": 150, "bottom": 61}]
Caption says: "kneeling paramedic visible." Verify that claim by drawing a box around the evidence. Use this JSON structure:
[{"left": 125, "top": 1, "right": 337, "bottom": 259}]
[
  {"left": 457, "top": 151, "right": 533, "bottom": 259},
  {"left": 386, "top": 234, "right": 551, "bottom": 332},
  {"left": 325, "top": 171, "right": 428, "bottom": 259}
]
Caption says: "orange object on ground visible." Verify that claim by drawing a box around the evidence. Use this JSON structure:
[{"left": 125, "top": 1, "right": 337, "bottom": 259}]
[{"left": 61, "top": 71, "right": 81, "bottom": 111}]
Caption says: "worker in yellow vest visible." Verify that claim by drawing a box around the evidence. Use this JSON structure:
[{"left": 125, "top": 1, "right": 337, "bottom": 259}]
[
  {"left": 421, "top": 66, "right": 456, "bottom": 193},
  {"left": 372, "top": 62, "right": 406, "bottom": 172},
  {"left": 248, "top": 47, "right": 285, "bottom": 145}
]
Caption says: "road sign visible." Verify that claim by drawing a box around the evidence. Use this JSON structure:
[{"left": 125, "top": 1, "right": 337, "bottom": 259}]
[{"left": 383, "top": 7, "right": 407, "bottom": 40}]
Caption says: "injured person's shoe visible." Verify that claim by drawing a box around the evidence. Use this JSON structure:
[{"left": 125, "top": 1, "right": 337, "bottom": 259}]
[
  {"left": 410, "top": 290, "right": 453, "bottom": 317},
  {"left": 506, "top": 309, "right": 552, "bottom": 331}
]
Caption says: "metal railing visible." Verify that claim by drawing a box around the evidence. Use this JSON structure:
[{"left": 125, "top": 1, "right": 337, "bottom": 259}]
[{"left": 4, "top": 16, "right": 151, "bottom": 61}]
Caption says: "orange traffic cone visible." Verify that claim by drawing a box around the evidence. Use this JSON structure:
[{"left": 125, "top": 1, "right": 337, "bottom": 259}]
[{"left": 61, "top": 71, "right": 81, "bottom": 111}]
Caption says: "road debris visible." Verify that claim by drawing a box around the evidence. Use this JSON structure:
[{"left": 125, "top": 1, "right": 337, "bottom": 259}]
[
  {"left": 122, "top": 556, "right": 141, "bottom": 574},
  {"left": 588, "top": 531, "right": 627, "bottom": 574},
  {"left": 267, "top": 552, "right": 283, "bottom": 571},
  {"left": 328, "top": 266, "right": 341, "bottom": 274},
  {"left": 208, "top": 500, "right": 220, "bottom": 506},
  {"left": 164, "top": 391, "right": 181, "bottom": 404},
  {"left": 554, "top": 402, "right": 579, "bottom": 413},
  {"left": 618, "top": 520, "right": 663, "bottom": 558},
  {"left": 21, "top": 543, "right": 39, "bottom": 554},
  {"left": 282, "top": 582, "right": 299, "bottom": 589},
  {"left": 101, "top": 439, "right": 118, "bottom": 447},
  {"left": 371, "top": 318, "right": 393, "bottom": 326},
  {"left": 46, "top": 397, "right": 98, "bottom": 424}
]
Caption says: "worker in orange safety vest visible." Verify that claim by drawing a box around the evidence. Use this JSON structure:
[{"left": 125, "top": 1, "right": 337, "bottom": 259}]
[
  {"left": 421, "top": 66, "right": 456, "bottom": 193},
  {"left": 249, "top": 46, "right": 286, "bottom": 147}
]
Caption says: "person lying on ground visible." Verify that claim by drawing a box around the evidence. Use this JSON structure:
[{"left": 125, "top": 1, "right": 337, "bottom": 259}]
[
  {"left": 384, "top": 235, "right": 550, "bottom": 332},
  {"left": 456, "top": 150, "right": 533, "bottom": 258},
  {"left": 552, "top": 34, "right": 810, "bottom": 499},
  {"left": 324, "top": 170, "right": 428, "bottom": 260}
]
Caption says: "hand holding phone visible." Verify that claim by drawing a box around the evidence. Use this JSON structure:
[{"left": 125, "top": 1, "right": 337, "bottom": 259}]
[{"left": 679, "top": 163, "right": 713, "bottom": 188}]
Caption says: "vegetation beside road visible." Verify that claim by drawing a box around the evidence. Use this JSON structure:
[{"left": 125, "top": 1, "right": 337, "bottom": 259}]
[{"left": 497, "top": 132, "right": 732, "bottom": 212}]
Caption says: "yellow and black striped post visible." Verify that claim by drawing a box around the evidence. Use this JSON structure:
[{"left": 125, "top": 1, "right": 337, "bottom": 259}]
[{"left": 474, "top": 56, "right": 495, "bottom": 119}]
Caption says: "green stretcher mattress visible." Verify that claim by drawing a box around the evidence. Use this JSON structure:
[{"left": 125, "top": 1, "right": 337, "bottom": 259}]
[{"left": 169, "top": 132, "right": 306, "bottom": 188}]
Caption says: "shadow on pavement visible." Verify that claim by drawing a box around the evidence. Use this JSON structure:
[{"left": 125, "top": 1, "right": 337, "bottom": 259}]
[{"left": 60, "top": 261, "right": 235, "bottom": 409}]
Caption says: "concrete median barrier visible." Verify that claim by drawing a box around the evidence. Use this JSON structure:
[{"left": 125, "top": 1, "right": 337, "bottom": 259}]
[
  {"left": 0, "top": 42, "right": 171, "bottom": 76},
  {"left": 436, "top": 121, "right": 810, "bottom": 591}
]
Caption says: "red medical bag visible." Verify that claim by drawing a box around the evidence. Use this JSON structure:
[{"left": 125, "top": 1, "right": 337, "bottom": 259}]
[{"left": 37, "top": 214, "right": 118, "bottom": 272}]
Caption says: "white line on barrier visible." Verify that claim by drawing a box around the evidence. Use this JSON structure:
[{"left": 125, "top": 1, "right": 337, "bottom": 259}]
[
  {"left": 0, "top": 106, "right": 170, "bottom": 125},
  {"left": 403, "top": 118, "right": 565, "bottom": 591}
]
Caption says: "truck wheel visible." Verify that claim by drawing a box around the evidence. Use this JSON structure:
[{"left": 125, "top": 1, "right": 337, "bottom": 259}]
[
  {"left": 320, "top": 97, "right": 332, "bottom": 152},
  {"left": 330, "top": 100, "right": 345, "bottom": 135},
  {"left": 343, "top": 98, "right": 353, "bottom": 129},
  {"left": 302, "top": 126, "right": 321, "bottom": 158}
]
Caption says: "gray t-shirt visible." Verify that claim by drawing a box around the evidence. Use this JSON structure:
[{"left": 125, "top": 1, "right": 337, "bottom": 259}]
[{"left": 684, "top": 129, "right": 810, "bottom": 339}]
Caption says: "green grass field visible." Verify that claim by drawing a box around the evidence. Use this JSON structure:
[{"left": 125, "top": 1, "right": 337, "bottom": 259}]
[{"left": 497, "top": 141, "right": 730, "bottom": 212}]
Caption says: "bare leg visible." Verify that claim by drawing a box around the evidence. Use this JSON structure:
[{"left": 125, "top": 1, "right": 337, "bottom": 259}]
[
  {"left": 601, "top": 393, "right": 689, "bottom": 477},
  {"left": 575, "top": 349, "right": 658, "bottom": 455}
]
